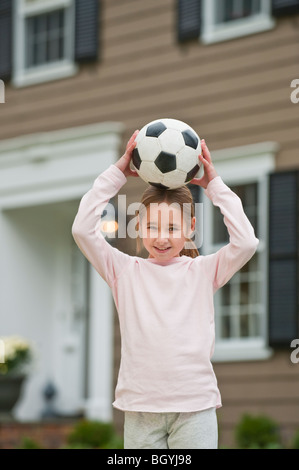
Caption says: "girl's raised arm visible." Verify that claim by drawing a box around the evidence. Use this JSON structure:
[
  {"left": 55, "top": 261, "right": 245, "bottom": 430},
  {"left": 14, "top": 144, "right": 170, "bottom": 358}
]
[
  {"left": 192, "top": 140, "right": 259, "bottom": 291},
  {"left": 72, "top": 131, "right": 139, "bottom": 287}
]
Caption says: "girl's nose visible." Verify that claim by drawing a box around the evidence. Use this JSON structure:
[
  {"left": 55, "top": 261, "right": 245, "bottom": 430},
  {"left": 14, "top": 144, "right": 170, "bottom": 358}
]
[{"left": 156, "top": 229, "right": 169, "bottom": 240}]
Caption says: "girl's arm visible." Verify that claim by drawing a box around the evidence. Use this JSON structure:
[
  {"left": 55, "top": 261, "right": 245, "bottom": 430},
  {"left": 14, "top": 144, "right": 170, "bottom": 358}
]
[
  {"left": 72, "top": 131, "right": 139, "bottom": 287},
  {"left": 191, "top": 140, "right": 259, "bottom": 291}
]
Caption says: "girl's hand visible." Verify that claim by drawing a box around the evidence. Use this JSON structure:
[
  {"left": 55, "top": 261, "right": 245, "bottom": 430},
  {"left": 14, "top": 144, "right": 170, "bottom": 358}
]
[
  {"left": 115, "top": 130, "right": 140, "bottom": 177},
  {"left": 189, "top": 139, "right": 218, "bottom": 189}
]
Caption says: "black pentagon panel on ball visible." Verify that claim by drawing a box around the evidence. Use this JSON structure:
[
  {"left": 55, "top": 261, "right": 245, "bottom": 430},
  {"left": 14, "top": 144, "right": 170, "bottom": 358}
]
[
  {"left": 185, "top": 164, "right": 200, "bottom": 182},
  {"left": 182, "top": 129, "right": 199, "bottom": 150},
  {"left": 149, "top": 182, "right": 170, "bottom": 190},
  {"left": 146, "top": 122, "right": 167, "bottom": 138},
  {"left": 132, "top": 148, "right": 142, "bottom": 170},
  {"left": 155, "top": 151, "right": 177, "bottom": 174}
]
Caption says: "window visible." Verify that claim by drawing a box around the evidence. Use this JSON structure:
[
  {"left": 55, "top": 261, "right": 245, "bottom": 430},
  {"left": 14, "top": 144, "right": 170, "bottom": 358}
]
[
  {"left": 202, "top": 142, "right": 277, "bottom": 361},
  {"left": 202, "top": 0, "right": 275, "bottom": 44},
  {"left": 213, "top": 183, "right": 262, "bottom": 342},
  {"left": 26, "top": 9, "right": 66, "bottom": 68},
  {"left": 13, "top": 0, "right": 77, "bottom": 87},
  {"left": 1, "top": 0, "right": 99, "bottom": 86}
]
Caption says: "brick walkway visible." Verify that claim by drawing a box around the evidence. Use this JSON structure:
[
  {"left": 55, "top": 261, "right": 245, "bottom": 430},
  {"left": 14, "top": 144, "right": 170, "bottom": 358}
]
[{"left": 0, "top": 420, "right": 76, "bottom": 449}]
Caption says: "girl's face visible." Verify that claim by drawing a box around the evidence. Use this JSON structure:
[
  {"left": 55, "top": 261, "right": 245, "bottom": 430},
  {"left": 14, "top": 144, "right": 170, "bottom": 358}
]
[{"left": 139, "top": 202, "right": 195, "bottom": 260}]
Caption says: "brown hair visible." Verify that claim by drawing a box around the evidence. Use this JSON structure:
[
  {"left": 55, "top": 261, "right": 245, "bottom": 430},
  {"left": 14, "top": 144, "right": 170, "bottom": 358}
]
[{"left": 135, "top": 185, "right": 199, "bottom": 259}]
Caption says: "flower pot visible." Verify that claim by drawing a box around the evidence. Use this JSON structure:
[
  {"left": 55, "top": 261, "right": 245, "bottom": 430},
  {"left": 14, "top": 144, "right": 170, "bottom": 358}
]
[{"left": 0, "top": 374, "right": 26, "bottom": 420}]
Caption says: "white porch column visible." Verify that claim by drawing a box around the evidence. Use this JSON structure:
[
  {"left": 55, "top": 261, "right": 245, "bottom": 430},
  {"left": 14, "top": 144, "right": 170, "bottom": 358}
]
[{"left": 86, "top": 266, "right": 114, "bottom": 422}]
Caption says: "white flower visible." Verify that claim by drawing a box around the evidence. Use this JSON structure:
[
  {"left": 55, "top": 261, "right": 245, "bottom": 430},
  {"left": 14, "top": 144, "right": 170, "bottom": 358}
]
[{"left": 0, "top": 335, "right": 32, "bottom": 374}]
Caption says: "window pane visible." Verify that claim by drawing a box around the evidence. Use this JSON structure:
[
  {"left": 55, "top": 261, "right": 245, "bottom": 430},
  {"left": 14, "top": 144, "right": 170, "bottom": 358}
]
[
  {"left": 216, "top": 0, "right": 262, "bottom": 24},
  {"left": 213, "top": 182, "right": 258, "bottom": 244},
  {"left": 240, "top": 311, "right": 250, "bottom": 337},
  {"left": 241, "top": 253, "right": 257, "bottom": 274},
  {"left": 222, "top": 283, "right": 231, "bottom": 306},
  {"left": 26, "top": 16, "right": 34, "bottom": 67},
  {"left": 250, "top": 281, "right": 260, "bottom": 305},
  {"left": 249, "top": 312, "right": 260, "bottom": 337},
  {"left": 48, "top": 10, "right": 65, "bottom": 61},
  {"left": 25, "top": 9, "right": 65, "bottom": 68},
  {"left": 221, "top": 315, "right": 232, "bottom": 338},
  {"left": 240, "top": 282, "right": 249, "bottom": 305},
  {"left": 213, "top": 207, "right": 229, "bottom": 244}
]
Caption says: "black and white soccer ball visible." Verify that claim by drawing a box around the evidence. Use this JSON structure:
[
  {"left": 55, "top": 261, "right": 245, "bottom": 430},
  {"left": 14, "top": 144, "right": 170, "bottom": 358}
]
[{"left": 132, "top": 118, "right": 202, "bottom": 190}]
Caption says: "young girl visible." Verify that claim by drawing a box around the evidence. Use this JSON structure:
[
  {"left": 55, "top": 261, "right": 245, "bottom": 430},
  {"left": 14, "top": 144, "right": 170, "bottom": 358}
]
[{"left": 72, "top": 130, "right": 259, "bottom": 449}]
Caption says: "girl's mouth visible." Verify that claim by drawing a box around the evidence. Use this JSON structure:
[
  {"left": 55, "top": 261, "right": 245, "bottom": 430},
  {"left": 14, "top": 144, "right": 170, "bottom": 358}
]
[{"left": 154, "top": 246, "right": 171, "bottom": 254}]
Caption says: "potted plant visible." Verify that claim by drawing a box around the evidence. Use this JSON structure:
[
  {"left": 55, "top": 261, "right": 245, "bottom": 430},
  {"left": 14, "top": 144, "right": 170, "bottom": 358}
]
[{"left": 0, "top": 335, "right": 33, "bottom": 419}]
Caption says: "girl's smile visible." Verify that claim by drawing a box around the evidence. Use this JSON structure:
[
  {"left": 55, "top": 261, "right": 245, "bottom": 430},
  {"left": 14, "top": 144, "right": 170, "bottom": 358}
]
[{"left": 153, "top": 246, "right": 171, "bottom": 254}]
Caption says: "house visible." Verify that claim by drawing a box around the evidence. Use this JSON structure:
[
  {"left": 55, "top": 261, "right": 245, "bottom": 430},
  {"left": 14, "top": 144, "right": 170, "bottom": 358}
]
[{"left": 0, "top": 0, "right": 298, "bottom": 448}]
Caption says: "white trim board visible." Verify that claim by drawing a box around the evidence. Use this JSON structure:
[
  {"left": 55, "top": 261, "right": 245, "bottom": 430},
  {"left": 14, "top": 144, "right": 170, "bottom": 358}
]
[
  {"left": 0, "top": 122, "right": 124, "bottom": 210},
  {"left": 211, "top": 141, "right": 278, "bottom": 184}
]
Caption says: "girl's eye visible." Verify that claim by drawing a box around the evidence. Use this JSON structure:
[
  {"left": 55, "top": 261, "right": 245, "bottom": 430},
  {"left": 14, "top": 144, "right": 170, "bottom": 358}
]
[{"left": 147, "top": 226, "right": 179, "bottom": 231}]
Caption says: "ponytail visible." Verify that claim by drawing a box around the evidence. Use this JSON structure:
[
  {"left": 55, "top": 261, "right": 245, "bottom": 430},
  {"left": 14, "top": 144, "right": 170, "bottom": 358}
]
[{"left": 179, "top": 239, "right": 199, "bottom": 259}]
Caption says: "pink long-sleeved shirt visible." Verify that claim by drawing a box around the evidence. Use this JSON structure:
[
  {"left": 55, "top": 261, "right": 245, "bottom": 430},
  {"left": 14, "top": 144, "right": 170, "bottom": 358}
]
[{"left": 72, "top": 164, "right": 259, "bottom": 413}]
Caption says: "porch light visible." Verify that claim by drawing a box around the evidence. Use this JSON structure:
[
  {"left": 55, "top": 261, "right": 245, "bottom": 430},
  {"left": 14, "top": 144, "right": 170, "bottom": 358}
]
[
  {"left": 100, "top": 219, "right": 119, "bottom": 236},
  {"left": 100, "top": 205, "right": 119, "bottom": 238}
]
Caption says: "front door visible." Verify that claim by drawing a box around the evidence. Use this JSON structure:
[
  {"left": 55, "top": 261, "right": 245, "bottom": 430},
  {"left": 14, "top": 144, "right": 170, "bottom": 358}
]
[{"left": 52, "top": 201, "right": 89, "bottom": 416}]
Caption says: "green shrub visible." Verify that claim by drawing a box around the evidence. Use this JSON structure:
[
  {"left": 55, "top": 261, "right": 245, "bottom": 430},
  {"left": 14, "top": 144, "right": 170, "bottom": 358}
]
[
  {"left": 292, "top": 429, "right": 299, "bottom": 449},
  {"left": 235, "top": 413, "right": 282, "bottom": 449},
  {"left": 19, "top": 437, "right": 42, "bottom": 449},
  {"left": 100, "top": 434, "right": 124, "bottom": 449},
  {"left": 67, "top": 420, "right": 123, "bottom": 449}
]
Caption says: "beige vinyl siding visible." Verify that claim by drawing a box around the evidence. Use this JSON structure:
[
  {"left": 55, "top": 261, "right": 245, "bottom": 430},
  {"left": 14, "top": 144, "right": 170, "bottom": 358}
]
[
  {"left": 1, "top": 0, "right": 299, "bottom": 446},
  {"left": 2, "top": 6, "right": 298, "bottom": 169},
  {"left": 214, "top": 352, "right": 299, "bottom": 447}
]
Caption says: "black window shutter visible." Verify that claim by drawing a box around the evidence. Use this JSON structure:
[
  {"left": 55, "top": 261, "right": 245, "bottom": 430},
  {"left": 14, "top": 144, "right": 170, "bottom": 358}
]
[
  {"left": 177, "top": 0, "right": 201, "bottom": 42},
  {"left": 268, "top": 171, "right": 298, "bottom": 347},
  {"left": 0, "top": 0, "right": 13, "bottom": 81},
  {"left": 272, "top": 0, "right": 299, "bottom": 16},
  {"left": 75, "top": 0, "right": 99, "bottom": 62}
]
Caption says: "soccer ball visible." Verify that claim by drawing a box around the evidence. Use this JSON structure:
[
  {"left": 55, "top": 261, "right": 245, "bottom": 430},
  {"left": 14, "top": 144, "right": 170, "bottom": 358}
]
[{"left": 132, "top": 118, "right": 202, "bottom": 190}]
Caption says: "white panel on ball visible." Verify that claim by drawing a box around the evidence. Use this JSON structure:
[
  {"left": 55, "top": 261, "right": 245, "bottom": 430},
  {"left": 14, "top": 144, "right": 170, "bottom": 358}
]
[
  {"left": 163, "top": 170, "right": 187, "bottom": 189},
  {"left": 158, "top": 129, "right": 185, "bottom": 155},
  {"left": 140, "top": 161, "right": 163, "bottom": 184},
  {"left": 176, "top": 147, "right": 199, "bottom": 173},
  {"left": 138, "top": 137, "right": 161, "bottom": 162},
  {"left": 162, "top": 119, "right": 190, "bottom": 132},
  {"left": 135, "top": 125, "right": 147, "bottom": 144}
]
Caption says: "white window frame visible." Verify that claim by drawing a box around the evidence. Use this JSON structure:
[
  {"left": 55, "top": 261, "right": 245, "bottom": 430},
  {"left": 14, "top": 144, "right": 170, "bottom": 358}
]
[
  {"left": 13, "top": 0, "right": 78, "bottom": 88},
  {"left": 202, "top": 141, "right": 278, "bottom": 362},
  {"left": 202, "top": 0, "right": 275, "bottom": 44}
]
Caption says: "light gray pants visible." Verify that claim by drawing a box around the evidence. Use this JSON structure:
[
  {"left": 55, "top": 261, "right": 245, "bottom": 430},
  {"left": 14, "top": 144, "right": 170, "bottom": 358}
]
[{"left": 124, "top": 407, "right": 218, "bottom": 449}]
